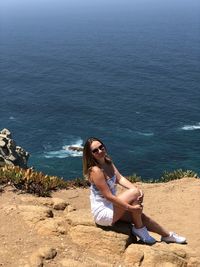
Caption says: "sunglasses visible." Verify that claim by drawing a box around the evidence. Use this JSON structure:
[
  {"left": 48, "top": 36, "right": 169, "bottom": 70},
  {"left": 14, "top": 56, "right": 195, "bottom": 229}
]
[{"left": 91, "top": 144, "right": 105, "bottom": 154}]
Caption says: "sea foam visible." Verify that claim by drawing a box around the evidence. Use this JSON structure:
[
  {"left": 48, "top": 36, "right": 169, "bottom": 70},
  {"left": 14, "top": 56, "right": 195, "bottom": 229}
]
[
  {"left": 44, "top": 138, "right": 83, "bottom": 158},
  {"left": 137, "top": 131, "right": 154, "bottom": 137},
  {"left": 181, "top": 123, "right": 200, "bottom": 131},
  {"left": 9, "top": 116, "right": 16, "bottom": 120}
]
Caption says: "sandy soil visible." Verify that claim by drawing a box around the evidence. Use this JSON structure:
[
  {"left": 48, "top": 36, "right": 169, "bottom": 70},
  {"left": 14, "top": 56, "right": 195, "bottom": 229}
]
[{"left": 0, "top": 177, "right": 200, "bottom": 266}]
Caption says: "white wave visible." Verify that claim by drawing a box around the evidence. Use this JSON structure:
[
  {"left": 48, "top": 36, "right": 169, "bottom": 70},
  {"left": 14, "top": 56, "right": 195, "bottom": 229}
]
[
  {"left": 44, "top": 138, "right": 83, "bottom": 158},
  {"left": 136, "top": 131, "right": 154, "bottom": 137},
  {"left": 181, "top": 123, "right": 200, "bottom": 131},
  {"left": 9, "top": 116, "right": 15, "bottom": 120}
]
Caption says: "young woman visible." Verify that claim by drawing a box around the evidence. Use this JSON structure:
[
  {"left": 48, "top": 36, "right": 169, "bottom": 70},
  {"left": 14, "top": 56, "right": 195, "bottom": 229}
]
[{"left": 83, "top": 137, "right": 186, "bottom": 245}]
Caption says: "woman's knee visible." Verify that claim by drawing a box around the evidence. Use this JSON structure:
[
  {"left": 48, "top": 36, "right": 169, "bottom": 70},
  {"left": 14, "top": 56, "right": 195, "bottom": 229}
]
[
  {"left": 128, "top": 188, "right": 141, "bottom": 200},
  {"left": 118, "top": 187, "right": 141, "bottom": 203}
]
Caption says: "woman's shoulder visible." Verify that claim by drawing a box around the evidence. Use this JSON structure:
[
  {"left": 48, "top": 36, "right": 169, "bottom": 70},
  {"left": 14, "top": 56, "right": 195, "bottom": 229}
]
[
  {"left": 90, "top": 166, "right": 103, "bottom": 174},
  {"left": 89, "top": 166, "right": 105, "bottom": 183}
]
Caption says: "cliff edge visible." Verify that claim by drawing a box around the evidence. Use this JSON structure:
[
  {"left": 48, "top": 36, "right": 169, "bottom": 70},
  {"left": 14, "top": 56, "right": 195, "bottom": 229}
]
[{"left": 0, "top": 177, "right": 200, "bottom": 266}]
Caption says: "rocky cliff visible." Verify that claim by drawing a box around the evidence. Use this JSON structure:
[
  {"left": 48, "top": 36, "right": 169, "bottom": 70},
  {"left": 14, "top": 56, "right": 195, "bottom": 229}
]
[
  {"left": 0, "top": 128, "right": 29, "bottom": 168},
  {"left": 0, "top": 177, "right": 200, "bottom": 267}
]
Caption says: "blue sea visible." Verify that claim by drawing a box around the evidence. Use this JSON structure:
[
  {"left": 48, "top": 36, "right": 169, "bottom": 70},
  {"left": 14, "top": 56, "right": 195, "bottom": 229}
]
[{"left": 0, "top": 0, "right": 200, "bottom": 180}]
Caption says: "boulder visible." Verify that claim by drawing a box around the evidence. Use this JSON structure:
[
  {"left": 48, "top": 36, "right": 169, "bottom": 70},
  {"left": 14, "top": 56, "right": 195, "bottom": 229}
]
[
  {"left": 0, "top": 128, "right": 29, "bottom": 168},
  {"left": 29, "top": 253, "right": 43, "bottom": 267},
  {"left": 67, "top": 146, "right": 83, "bottom": 152},
  {"left": 0, "top": 128, "right": 12, "bottom": 138},
  {"left": 18, "top": 205, "right": 53, "bottom": 225},
  {"left": 65, "top": 209, "right": 199, "bottom": 266},
  {"left": 35, "top": 217, "right": 69, "bottom": 235},
  {"left": 52, "top": 198, "right": 69, "bottom": 210},
  {"left": 65, "top": 209, "right": 95, "bottom": 226},
  {"left": 37, "top": 247, "right": 57, "bottom": 260},
  {"left": 29, "top": 247, "right": 56, "bottom": 267},
  {"left": 69, "top": 225, "right": 132, "bottom": 262},
  {"left": 66, "top": 209, "right": 134, "bottom": 262},
  {"left": 19, "top": 196, "right": 69, "bottom": 210},
  {"left": 124, "top": 243, "right": 188, "bottom": 267}
]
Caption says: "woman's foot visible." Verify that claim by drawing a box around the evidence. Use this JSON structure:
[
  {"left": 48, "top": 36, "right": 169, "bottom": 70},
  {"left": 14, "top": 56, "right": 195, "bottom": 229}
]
[
  {"left": 161, "top": 232, "right": 186, "bottom": 244},
  {"left": 132, "top": 225, "right": 156, "bottom": 245}
]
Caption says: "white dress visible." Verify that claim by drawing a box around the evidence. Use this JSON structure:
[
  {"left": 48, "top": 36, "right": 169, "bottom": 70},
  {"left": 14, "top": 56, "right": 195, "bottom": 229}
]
[{"left": 90, "top": 174, "right": 117, "bottom": 226}]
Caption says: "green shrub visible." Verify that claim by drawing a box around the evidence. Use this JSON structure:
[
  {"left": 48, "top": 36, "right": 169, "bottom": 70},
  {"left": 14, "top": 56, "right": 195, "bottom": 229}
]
[
  {"left": 1, "top": 165, "right": 198, "bottom": 196},
  {"left": 0, "top": 165, "right": 90, "bottom": 196},
  {"left": 65, "top": 177, "right": 90, "bottom": 188},
  {"left": 0, "top": 165, "right": 68, "bottom": 196},
  {"left": 160, "top": 169, "right": 198, "bottom": 182},
  {"left": 127, "top": 173, "right": 142, "bottom": 183}
]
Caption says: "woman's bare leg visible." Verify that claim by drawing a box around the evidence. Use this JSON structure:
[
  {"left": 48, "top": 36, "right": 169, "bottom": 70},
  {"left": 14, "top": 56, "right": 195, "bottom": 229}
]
[
  {"left": 142, "top": 213, "right": 169, "bottom": 237},
  {"left": 112, "top": 188, "right": 143, "bottom": 228},
  {"left": 112, "top": 189, "right": 170, "bottom": 237}
]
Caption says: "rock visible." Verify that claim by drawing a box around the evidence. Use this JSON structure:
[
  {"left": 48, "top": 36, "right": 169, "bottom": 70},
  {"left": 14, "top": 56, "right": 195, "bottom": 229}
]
[
  {"left": 52, "top": 198, "right": 69, "bottom": 210},
  {"left": 69, "top": 225, "right": 132, "bottom": 262},
  {"left": 60, "top": 259, "right": 90, "bottom": 267},
  {"left": 188, "top": 257, "right": 200, "bottom": 267},
  {"left": 67, "top": 146, "right": 83, "bottom": 152},
  {"left": 66, "top": 209, "right": 133, "bottom": 234},
  {"left": 29, "top": 247, "right": 56, "bottom": 267},
  {"left": 66, "top": 204, "right": 76, "bottom": 213},
  {"left": 0, "top": 128, "right": 11, "bottom": 138},
  {"left": 0, "top": 128, "right": 29, "bottom": 168},
  {"left": 124, "top": 244, "right": 188, "bottom": 267},
  {"left": 66, "top": 209, "right": 192, "bottom": 266},
  {"left": 0, "top": 140, "right": 6, "bottom": 147},
  {"left": 2, "top": 205, "right": 17, "bottom": 214},
  {"left": 0, "top": 155, "right": 5, "bottom": 166},
  {"left": 38, "top": 247, "right": 57, "bottom": 260},
  {"left": 166, "top": 243, "right": 187, "bottom": 258},
  {"left": 19, "top": 196, "right": 69, "bottom": 210},
  {"left": 15, "top": 146, "right": 29, "bottom": 168},
  {"left": 65, "top": 209, "right": 95, "bottom": 226},
  {"left": 35, "top": 218, "right": 69, "bottom": 235},
  {"left": 20, "top": 195, "right": 54, "bottom": 207},
  {"left": 124, "top": 245, "right": 144, "bottom": 266},
  {"left": 4, "top": 159, "right": 15, "bottom": 166},
  {"left": 7, "top": 154, "right": 17, "bottom": 161},
  {"left": 29, "top": 253, "right": 43, "bottom": 267},
  {"left": 37, "top": 198, "right": 54, "bottom": 206},
  {"left": 18, "top": 205, "right": 53, "bottom": 225},
  {"left": 66, "top": 209, "right": 134, "bottom": 262}
]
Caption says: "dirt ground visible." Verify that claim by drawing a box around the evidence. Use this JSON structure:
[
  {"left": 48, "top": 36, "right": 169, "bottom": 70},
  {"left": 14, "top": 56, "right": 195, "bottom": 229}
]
[{"left": 0, "top": 177, "right": 200, "bottom": 266}]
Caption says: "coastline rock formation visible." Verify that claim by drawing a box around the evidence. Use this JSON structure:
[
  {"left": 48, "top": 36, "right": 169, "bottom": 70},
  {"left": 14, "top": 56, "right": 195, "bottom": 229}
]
[
  {"left": 67, "top": 145, "right": 83, "bottom": 152},
  {"left": 0, "top": 128, "right": 29, "bottom": 168},
  {"left": 0, "top": 178, "right": 200, "bottom": 267}
]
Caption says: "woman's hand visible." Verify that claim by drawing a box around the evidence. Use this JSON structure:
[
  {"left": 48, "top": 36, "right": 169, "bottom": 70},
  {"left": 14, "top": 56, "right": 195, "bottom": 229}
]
[
  {"left": 137, "top": 189, "right": 144, "bottom": 204},
  {"left": 128, "top": 202, "right": 143, "bottom": 213}
]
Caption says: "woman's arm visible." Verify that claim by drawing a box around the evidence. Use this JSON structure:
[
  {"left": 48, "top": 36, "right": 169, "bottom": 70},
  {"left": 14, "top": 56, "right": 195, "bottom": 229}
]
[
  {"left": 113, "top": 164, "right": 138, "bottom": 189},
  {"left": 113, "top": 164, "right": 144, "bottom": 202},
  {"left": 90, "top": 166, "right": 142, "bottom": 211}
]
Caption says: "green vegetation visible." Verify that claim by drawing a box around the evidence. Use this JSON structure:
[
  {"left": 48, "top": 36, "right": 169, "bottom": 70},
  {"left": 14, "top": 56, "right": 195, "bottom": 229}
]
[
  {"left": 160, "top": 169, "right": 198, "bottom": 182},
  {"left": 0, "top": 165, "right": 198, "bottom": 197},
  {"left": 63, "top": 177, "right": 90, "bottom": 188},
  {"left": 127, "top": 169, "right": 199, "bottom": 184},
  {"left": 127, "top": 173, "right": 142, "bottom": 183},
  {"left": 0, "top": 165, "right": 88, "bottom": 197}
]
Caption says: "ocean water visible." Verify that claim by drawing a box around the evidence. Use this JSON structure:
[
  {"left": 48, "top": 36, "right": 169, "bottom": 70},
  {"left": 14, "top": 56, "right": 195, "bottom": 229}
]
[{"left": 0, "top": 0, "right": 200, "bottom": 180}]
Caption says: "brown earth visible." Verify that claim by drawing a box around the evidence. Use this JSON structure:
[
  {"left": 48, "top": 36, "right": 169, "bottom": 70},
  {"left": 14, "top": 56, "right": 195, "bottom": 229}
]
[{"left": 0, "top": 177, "right": 200, "bottom": 267}]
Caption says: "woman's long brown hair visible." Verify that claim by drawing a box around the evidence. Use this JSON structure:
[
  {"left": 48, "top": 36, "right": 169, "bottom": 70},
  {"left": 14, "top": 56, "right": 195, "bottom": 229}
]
[{"left": 82, "top": 137, "right": 112, "bottom": 179}]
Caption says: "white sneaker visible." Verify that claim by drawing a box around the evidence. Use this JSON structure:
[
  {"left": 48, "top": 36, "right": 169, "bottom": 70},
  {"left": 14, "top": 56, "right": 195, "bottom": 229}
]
[
  {"left": 161, "top": 232, "right": 186, "bottom": 244},
  {"left": 132, "top": 226, "right": 156, "bottom": 245}
]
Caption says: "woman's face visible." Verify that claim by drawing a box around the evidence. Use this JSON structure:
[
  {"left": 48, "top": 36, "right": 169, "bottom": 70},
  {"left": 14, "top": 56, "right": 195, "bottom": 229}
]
[{"left": 90, "top": 140, "right": 106, "bottom": 160}]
